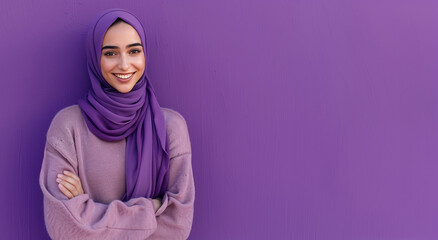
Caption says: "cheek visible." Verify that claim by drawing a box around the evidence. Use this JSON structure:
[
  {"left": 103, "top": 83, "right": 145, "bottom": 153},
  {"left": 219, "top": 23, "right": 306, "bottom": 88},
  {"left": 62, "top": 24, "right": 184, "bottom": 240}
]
[
  {"left": 133, "top": 56, "right": 145, "bottom": 72},
  {"left": 138, "top": 62, "right": 146, "bottom": 74},
  {"left": 100, "top": 59, "right": 117, "bottom": 75},
  {"left": 100, "top": 59, "right": 109, "bottom": 74}
]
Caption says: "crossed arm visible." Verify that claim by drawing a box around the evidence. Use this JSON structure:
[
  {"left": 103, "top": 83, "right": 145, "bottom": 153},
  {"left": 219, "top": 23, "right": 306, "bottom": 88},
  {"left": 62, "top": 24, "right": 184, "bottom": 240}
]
[{"left": 56, "top": 171, "right": 163, "bottom": 211}]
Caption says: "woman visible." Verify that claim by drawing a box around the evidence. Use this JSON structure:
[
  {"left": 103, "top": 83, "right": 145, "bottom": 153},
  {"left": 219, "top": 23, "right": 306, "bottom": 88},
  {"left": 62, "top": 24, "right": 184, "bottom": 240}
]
[{"left": 39, "top": 9, "right": 194, "bottom": 240}]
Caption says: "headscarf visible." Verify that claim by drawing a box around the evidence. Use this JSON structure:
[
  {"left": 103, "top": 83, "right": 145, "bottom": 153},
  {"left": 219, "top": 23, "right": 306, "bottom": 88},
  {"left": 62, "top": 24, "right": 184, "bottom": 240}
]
[{"left": 78, "top": 9, "right": 169, "bottom": 200}]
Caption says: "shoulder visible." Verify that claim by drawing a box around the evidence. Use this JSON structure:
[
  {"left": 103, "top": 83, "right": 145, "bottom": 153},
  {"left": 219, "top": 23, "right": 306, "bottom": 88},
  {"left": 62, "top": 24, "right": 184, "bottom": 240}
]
[
  {"left": 48, "top": 105, "right": 85, "bottom": 131},
  {"left": 47, "top": 105, "right": 85, "bottom": 140},
  {"left": 161, "top": 107, "right": 191, "bottom": 157},
  {"left": 161, "top": 107, "right": 188, "bottom": 134},
  {"left": 50, "top": 105, "right": 83, "bottom": 126}
]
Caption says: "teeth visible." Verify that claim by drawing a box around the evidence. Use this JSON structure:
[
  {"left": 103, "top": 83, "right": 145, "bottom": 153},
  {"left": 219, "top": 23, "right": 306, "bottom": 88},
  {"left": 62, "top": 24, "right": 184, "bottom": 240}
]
[{"left": 114, "top": 73, "right": 133, "bottom": 79}]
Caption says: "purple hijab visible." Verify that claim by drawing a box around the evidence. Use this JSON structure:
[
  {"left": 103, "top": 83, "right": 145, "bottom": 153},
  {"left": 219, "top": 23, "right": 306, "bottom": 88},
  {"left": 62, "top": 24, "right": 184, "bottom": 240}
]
[{"left": 78, "top": 9, "right": 169, "bottom": 200}]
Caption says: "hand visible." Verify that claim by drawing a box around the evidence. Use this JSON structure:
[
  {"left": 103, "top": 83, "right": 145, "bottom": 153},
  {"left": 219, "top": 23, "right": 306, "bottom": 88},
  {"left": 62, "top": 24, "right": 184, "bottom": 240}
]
[
  {"left": 56, "top": 170, "right": 84, "bottom": 199},
  {"left": 152, "top": 198, "right": 162, "bottom": 212}
]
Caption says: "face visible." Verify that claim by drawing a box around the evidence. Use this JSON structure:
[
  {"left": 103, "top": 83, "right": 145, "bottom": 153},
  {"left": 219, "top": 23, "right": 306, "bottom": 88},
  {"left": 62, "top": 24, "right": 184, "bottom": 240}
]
[{"left": 100, "top": 21, "right": 145, "bottom": 93}]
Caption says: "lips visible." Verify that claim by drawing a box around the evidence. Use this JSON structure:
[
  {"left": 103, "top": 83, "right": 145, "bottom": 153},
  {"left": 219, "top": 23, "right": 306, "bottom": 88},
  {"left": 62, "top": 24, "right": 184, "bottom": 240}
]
[{"left": 113, "top": 72, "right": 135, "bottom": 82}]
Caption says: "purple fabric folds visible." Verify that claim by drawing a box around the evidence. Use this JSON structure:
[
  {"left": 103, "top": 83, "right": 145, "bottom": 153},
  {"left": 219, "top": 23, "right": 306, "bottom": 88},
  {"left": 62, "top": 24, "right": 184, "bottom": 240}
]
[{"left": 78, "top": 9, "right": 169, "bottom": 200}]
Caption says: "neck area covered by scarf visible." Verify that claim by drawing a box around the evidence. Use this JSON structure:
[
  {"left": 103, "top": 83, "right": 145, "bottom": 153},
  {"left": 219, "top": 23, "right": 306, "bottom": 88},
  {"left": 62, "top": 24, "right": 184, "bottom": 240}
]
[{"left": 78, "top": 9, "right": 169, "bottom": 200}]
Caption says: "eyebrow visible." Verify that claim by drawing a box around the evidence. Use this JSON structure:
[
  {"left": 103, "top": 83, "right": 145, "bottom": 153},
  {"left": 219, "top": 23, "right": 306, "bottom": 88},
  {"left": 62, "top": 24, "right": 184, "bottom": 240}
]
[{"left": 101, "top": 43, "right": 143, "bottom": 51}]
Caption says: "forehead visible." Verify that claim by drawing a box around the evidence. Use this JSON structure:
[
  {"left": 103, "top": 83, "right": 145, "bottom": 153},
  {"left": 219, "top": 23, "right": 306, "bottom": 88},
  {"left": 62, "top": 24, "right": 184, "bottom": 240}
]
[{"left": 102, "top": 22, "right": 142, "bottom": 45}]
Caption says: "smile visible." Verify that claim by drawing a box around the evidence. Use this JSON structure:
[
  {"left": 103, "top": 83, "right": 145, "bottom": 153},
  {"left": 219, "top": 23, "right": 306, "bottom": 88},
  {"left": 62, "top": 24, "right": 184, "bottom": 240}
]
[
  {"left": 112, "top": 72, "right": 136, "bottom": 82},
  {"left": 113, "top": 73, "right": 134, "bottom": 79}
]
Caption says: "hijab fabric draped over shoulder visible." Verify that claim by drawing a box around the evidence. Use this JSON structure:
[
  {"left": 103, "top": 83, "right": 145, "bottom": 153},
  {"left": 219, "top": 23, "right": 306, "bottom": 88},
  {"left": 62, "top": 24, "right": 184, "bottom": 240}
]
[{"left": 78, "top": 9, "right": 169, "bottom": 200}]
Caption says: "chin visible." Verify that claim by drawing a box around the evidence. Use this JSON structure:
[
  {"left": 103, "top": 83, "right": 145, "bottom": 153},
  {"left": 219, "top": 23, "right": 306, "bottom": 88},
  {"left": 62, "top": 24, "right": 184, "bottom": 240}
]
[
  {"left": 106, "top": 76, "right": 140, "bottom": 93},
  {"left": 117, "top": 87, "right": 134, "bottom": 93}
]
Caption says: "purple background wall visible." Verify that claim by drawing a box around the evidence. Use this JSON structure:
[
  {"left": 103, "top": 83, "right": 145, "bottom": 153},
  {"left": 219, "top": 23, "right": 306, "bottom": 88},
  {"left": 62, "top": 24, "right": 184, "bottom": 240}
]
[{"left": 1, "top": 0, "right": 438, "bottom": 239}]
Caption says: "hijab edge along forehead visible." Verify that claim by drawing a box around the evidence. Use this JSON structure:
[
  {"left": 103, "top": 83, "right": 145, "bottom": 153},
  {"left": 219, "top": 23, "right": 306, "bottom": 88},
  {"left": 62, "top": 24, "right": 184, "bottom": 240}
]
[{"left": 88, "top": 9, "right": 149, "bottom": 73}]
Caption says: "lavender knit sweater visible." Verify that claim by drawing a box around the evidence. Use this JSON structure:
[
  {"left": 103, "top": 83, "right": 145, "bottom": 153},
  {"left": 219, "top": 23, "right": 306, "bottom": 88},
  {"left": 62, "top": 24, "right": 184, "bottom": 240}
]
[{"left": 39, "top": 105, "right": 194, "bottom": 240}]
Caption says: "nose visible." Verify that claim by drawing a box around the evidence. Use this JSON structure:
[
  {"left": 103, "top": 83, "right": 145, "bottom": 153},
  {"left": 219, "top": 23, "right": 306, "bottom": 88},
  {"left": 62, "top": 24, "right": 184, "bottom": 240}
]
[{"left": 118, "top": 54, "right": 129, "bottom": 71}]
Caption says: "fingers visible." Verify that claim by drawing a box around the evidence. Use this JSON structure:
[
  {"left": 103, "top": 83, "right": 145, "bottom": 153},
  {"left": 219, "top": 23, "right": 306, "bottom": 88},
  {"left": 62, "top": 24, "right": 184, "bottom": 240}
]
[
  {"left": 56, "top": 177, "right": 79, "bottom": 196},
  {"left": 61, "top": 171, "right": 80, "bottom": 184},
  {"left": 57, "top": 183, "right": 74, "bottom": 199},
  {"left": 56, "top": 171, "right": 84, "bottom": 197},
  {"left": 63, "top": 170, "right": 80, "bottom": 182}
]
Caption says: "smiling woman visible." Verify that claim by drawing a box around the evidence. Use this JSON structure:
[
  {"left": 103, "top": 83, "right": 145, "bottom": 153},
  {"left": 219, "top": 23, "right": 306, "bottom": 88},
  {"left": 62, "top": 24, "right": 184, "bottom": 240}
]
[
  {"left": 100, "top": 19, "right": 145, "bottom": 93},
  {"left": 39, "top": 9, "right": 194, "bottom": 240}
]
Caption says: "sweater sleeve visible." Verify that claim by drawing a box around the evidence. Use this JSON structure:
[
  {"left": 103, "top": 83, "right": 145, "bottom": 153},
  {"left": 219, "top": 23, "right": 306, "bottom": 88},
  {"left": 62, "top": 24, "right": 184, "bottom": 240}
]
[
  {"left": 148, "top": 110, "right": 195, "bottom": 240},
  {"left": 39, "top": 114, "right": 158, "bottom": 240}
]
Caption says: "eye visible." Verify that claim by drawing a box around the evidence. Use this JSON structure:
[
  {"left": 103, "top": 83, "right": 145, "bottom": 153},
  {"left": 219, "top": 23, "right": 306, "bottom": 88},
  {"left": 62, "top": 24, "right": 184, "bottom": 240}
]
[
  {"left": 130, "top": 49, "right": 142, "bottom": 54},
  {"left": 103, "top": 51, "right": 116, "bottom": 56}
]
